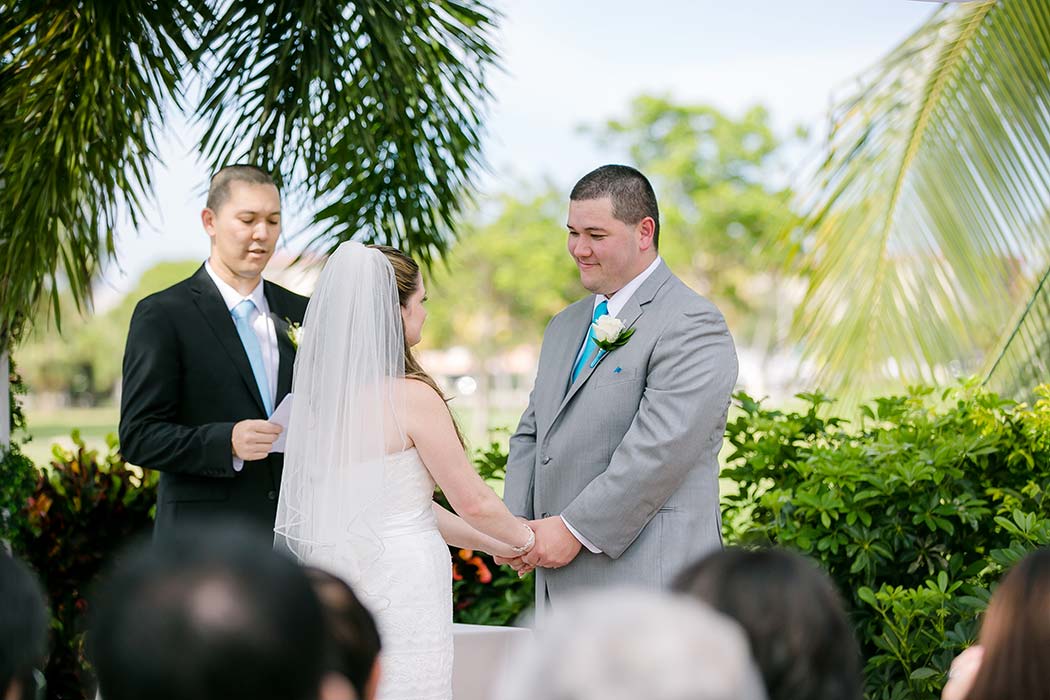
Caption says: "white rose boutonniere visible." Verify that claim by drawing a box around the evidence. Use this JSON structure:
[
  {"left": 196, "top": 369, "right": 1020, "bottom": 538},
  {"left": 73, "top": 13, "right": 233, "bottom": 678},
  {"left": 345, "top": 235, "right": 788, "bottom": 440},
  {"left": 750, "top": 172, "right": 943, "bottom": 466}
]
[
  {"left": 286, "top": 321, "right": 303, "bottom": 349},
  {"left": 589, "top": 315, "right": 635, "bottom": 367}
]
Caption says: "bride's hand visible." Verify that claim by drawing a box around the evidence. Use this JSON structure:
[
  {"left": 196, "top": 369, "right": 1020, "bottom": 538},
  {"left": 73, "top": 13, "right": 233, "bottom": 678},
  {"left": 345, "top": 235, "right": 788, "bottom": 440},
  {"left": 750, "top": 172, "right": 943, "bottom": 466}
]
[{"left": 494, "top": 554, "right": 535, "bottom": 577}]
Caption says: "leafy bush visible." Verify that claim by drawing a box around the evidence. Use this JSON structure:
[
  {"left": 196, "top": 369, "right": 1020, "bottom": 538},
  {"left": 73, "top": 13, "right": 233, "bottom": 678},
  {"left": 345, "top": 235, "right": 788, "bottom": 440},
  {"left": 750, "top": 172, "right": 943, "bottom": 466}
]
[
  {"left": 18, "top": 432, "right": 158, "bottom": 700},
  {"left": 0, "top": 445, "right": 35, "bottom": 551},
  {"left": 2, "top": 355, "right": 36, "bottom": 551},
  {"left": 439, "top": 440, "right": 534, "bottom": 625},
  {"left": 722, "top": 382, "right": 1050, "bottom": 700}
]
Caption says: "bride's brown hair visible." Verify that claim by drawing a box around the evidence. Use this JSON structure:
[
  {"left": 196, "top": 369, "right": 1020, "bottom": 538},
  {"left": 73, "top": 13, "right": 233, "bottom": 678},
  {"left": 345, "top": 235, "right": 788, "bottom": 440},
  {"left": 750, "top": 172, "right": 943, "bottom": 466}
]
[{"left": 370, "top": 245, "right": 465, "bottom": 446}]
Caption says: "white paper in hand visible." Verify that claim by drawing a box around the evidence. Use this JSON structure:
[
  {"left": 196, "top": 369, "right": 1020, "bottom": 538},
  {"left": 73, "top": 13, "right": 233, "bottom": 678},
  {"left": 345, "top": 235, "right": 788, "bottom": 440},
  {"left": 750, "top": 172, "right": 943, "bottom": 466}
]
[{"left": 268, "top": 393, "right": 294, "bottom": 453}]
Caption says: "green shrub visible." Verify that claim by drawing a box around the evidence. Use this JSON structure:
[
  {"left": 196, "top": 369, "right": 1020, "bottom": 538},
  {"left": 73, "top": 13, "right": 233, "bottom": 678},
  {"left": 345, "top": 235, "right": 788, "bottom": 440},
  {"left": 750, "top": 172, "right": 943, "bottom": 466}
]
[
  {"left": 0, "top": 445, "right": 35, "bottom": 551},
  {"left": 18, "top": 432, "right": 158, "bottom": 700},
  {"left": 722, "top": 382, "right": 1050, "bottom": 700},
  {"left": 2, "top": 355, "right": 36, "bottom": 551}
]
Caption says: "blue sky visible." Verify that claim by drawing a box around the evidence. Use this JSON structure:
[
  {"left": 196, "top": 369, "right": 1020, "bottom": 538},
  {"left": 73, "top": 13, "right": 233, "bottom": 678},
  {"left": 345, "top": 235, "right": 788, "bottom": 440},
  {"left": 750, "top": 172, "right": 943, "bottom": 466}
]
[{"left": 95, "top": 0, "right": 938, "bottom": 306}]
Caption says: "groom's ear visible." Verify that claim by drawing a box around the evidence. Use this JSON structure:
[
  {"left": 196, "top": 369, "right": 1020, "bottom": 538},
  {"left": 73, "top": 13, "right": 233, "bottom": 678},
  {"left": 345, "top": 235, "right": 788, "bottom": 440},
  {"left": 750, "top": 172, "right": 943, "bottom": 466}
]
[{"left": 637, "top": 216, "right": 657, "bottom": 251}]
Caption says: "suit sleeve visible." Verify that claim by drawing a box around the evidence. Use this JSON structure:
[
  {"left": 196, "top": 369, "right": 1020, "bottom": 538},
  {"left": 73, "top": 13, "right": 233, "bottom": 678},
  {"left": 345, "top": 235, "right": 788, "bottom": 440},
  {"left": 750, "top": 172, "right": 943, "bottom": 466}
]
[
  {"left": 119, "top": 298, "right": 236, "bottom": 478},
  {"left": 560, "top": 304, "right": 737, "bottom": 558},
  {"left": 503, "top": 388, "right": 538, "bottom": 519}
]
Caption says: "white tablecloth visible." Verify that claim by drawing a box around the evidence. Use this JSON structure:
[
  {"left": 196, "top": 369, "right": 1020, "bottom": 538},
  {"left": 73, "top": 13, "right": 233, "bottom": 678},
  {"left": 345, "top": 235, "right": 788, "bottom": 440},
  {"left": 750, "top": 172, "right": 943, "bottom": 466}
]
[{"left": 452, "top": 623, "right": 532, "bottom": 700}]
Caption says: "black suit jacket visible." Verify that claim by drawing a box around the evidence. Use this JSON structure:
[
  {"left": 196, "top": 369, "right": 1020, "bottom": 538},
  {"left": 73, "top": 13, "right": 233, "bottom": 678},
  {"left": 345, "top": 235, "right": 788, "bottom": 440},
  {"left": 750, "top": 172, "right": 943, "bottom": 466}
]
[{"left": 119, "top": 264, "right": 309, "bottom": 537}]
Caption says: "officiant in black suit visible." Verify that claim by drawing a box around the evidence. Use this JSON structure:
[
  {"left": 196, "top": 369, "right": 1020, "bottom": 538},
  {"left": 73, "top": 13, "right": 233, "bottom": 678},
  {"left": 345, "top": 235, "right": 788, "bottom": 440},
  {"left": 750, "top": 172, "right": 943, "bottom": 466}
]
[{"left": 119, "top": 165, "right": 309, "bottom": 537}]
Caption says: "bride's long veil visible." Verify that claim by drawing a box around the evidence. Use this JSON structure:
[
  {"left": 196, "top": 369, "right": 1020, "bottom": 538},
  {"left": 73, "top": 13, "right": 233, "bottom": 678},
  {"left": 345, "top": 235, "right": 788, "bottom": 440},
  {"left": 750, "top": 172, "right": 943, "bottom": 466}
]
[{"left": 274, "top": 241, "right": 405, "bottom": 607}]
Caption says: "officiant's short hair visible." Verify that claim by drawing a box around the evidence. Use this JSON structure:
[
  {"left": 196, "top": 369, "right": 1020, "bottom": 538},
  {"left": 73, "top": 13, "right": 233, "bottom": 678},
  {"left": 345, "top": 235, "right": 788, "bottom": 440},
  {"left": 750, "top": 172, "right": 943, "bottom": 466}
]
[
  {"left": 89, "top": 521, "right": 326, "bottom": 700},
  {"left": 570, "top": 164, "right": 661, "bottom": 248},
  {"left": 206, "top": 164, "right": 278, "bottom": 212}
]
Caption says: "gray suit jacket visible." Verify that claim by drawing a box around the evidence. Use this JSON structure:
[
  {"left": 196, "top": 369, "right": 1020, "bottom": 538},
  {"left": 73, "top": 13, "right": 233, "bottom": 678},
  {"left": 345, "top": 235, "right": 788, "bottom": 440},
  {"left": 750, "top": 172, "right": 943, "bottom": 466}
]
[{"left": 503, "top": 261, "right": 737, "bottom": 606}]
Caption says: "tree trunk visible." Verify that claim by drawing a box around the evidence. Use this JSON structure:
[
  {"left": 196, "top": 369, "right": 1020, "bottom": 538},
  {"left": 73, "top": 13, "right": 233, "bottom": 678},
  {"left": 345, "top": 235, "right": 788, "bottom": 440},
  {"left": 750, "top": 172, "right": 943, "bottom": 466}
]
[{"left": 1, "top": 350, "right": 9, "bottom": 451}]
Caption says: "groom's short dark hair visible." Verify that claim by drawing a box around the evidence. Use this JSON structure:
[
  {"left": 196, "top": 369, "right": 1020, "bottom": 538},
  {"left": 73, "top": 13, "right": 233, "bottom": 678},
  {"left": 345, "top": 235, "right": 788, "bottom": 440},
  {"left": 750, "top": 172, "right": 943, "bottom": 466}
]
[
  {"left": 206, "top": 164, "right": 278, "bottom": 212},
  {"left": 570, "top": 164, "right": 661, "bottom": 249},
  {"left": 89, "top": 520, "right": 326, "bottom": 700}
]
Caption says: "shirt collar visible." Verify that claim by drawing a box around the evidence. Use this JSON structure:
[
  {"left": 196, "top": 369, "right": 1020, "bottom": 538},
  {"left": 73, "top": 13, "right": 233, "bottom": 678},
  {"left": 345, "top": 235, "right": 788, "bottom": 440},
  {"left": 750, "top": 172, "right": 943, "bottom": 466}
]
[
  {"left": 204, "top": 260, "right": 268, "bottom": 314},
  {"left": 594, "top": 256, "right": 662, "bottom": 318}
]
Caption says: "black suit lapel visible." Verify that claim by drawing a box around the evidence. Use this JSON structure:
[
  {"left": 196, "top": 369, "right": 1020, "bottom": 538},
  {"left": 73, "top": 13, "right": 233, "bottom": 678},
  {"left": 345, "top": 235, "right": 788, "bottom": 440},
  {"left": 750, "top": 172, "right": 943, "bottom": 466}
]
[
  {"left": 265, "top": 283, "right": 296, "bottom": 402},
  {"left": 189, "top": 266, "right": 268, "bottom": 416}
]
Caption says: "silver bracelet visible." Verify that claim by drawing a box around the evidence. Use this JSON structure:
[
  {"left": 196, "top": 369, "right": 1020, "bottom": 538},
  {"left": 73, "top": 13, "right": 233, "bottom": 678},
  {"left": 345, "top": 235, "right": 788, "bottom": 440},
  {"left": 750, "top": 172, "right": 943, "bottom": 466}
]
[{"left": 511, "top": 523, "right": 535, "bottom": 555}]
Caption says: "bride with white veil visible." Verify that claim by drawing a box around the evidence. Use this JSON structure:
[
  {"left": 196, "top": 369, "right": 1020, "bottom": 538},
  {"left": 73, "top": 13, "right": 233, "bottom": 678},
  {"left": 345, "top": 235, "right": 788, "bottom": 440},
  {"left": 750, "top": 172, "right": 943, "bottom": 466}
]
[{"left": 275, "top": 241, "right": 535, "bottom": 700}]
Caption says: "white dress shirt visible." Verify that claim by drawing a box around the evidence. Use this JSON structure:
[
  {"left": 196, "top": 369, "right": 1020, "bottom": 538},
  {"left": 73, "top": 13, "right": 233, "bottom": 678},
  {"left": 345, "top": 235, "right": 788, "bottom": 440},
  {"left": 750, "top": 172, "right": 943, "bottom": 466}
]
[
  {"left": 563, "top": 256, "right": 663, "bottom": 553},
  {"left": 205, "top": 261, "right": 279, "bottom": 472}
]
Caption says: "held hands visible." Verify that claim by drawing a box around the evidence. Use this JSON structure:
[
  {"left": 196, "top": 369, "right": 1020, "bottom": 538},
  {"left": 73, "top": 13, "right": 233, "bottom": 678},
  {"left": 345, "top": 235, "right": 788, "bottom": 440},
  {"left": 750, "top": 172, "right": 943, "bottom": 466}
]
[
  {"left": 494, "top": 520, "right": 539, "bottom": 577},
  {"left": 522, "top": 516, "right": 583, "bottom": 569},
  {"left": 231, "top": 420, "right": 283, "bottom": 461},
  {"left": 494, "top": 516, "right": 584, "bottom": 575}
]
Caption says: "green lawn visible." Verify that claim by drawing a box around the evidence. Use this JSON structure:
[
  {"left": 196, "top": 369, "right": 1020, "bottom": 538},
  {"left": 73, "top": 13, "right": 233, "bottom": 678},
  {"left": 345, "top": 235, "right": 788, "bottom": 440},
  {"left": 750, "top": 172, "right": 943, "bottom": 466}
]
[{"left": 19, "top": 405, "right": 118, "bottom": 466}]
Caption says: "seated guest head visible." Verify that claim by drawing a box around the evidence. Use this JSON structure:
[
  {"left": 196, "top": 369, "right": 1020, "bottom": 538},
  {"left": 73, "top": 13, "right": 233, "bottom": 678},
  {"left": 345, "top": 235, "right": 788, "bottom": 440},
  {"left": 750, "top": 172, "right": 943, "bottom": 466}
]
[
  {"left": 673, "top": 547, "right": 863, "bottom": 700},
  {"left": 496, "top": 587, "right": 766, "bottom": 700},
  {"left": 0, "top": 555, "right": 48, "bottom": 700},
  {"left": 960, "top": 546, "right": 1050, "bottom": 700},
  {"left": 89, "top": 521, "right": 326, "bottom": 700},
  {"left": 305, "top": 567, "right": 382, "bottom": 700}
]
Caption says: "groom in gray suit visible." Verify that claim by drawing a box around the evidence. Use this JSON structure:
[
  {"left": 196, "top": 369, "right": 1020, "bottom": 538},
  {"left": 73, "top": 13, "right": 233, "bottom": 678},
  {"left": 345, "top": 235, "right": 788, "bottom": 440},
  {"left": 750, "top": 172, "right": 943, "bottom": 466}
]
[{"left": 499, "top": 165, "right": 738, "bottom": 607}]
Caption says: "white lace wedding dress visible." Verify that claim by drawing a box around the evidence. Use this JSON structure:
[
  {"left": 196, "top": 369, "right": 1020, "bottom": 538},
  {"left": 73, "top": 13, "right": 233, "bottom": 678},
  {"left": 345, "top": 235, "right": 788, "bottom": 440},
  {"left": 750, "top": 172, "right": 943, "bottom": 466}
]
[{"left": 364, "top": 447, "right": 453, "bottom": 700}]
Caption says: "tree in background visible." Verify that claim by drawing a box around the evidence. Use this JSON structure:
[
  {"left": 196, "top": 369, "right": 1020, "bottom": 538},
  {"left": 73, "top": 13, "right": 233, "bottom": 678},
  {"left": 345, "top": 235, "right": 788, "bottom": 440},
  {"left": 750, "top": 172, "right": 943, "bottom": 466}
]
[
  {"left": 588, "top": 95, "right": 801, "bottom": 386},
  {"left": 0, "top": 0, "right": 500, "bottom": 447},
  {"left": 784, "top": 0, "right": 1050, "bottom": 401},
  {"left": 18, "top": 261, "right": 201, "bottom": 403},
  {"left": 422, "top": 189, "right": 582, "bottom": 435}
]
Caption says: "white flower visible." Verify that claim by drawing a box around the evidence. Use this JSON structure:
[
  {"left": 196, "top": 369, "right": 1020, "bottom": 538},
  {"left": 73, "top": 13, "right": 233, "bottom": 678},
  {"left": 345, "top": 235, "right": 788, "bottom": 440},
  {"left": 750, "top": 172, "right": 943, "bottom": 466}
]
[
  {"left": 592, "top": 315, "right": 626, "bottom": 343},
  {"left": 287, "top": 322, "right": 303, "bottom": 349}
]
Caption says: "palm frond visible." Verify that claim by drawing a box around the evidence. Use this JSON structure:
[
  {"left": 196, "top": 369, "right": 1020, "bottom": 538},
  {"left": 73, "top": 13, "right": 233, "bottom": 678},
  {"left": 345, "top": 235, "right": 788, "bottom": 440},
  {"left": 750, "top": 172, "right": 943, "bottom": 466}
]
[
  {"left": 0, "top": 0, "right": 204, "bottom": 341},
  {"left": 985, "top": 264, "right": 1050, "bottom": 399},
  {"left": 785, "top": 0, "right": 1050, "bottom": 399},
  {"left": 194, "top": 0, "right": 500, "bottom": 268}
]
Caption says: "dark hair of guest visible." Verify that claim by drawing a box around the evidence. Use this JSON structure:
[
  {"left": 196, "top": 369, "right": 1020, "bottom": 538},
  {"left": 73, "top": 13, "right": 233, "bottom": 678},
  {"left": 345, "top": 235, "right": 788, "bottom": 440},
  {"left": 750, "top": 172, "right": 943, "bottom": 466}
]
[
  {"left": 673, "top": 547, "right": 863, "bottom": 700},
  {"left": 965, "top": 547, "right": 1050, "bottom": 700},
  {"left": 304, "top": 567, "right": 382, "bottom": 700},
  {"left": 88, "top": 521, "right": 326, "bottom": 700},
  {"left": 0, "top": 554, "right": 48, "bottom": 700}
]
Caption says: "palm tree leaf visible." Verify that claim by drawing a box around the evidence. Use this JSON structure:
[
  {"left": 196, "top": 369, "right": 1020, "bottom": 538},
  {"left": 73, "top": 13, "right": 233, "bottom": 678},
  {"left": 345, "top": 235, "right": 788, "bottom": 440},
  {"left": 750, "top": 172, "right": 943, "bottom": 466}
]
[
  {"left": 985, "top": 261, "right": 1050, "bottom": 399},
  {"left": 786, "top": 0, "right": 1050, "bottom": 399},
  {"left": 193, "top": 0, "right": 500, "bottom": 267},
  {"left": 0, "top": 1, "right": 206, "bottom": 342}
]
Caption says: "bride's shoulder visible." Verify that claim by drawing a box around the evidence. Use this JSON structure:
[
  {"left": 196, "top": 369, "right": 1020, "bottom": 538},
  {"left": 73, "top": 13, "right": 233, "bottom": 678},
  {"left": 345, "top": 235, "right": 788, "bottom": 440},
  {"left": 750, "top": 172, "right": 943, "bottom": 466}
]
[
  {"left": 396, "top": 376, "right": 444, "bottom": 404},
  {"left": 396, "top": 378, "right": 451, "bottom": 430}
]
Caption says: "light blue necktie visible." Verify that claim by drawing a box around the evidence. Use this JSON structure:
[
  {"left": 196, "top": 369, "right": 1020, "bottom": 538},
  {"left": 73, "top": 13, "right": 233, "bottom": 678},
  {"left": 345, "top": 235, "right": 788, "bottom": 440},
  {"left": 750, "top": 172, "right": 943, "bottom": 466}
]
[
  {"left": 571, "top": 300, "right": 609, "bottom": 384},
  {"left": 232, "top": 299, "right": 273, "bottom": 416}
]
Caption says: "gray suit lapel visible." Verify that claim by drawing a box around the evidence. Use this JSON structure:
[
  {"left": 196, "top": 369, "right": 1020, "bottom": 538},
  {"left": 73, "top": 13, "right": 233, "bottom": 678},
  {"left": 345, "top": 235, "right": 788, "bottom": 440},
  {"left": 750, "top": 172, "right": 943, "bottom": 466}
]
[
  {"left": 549, "top": 299, "right": 598, "bottom": 409},
  {"left": 554, "top": 262, "right": 673, "bottom": 419}
]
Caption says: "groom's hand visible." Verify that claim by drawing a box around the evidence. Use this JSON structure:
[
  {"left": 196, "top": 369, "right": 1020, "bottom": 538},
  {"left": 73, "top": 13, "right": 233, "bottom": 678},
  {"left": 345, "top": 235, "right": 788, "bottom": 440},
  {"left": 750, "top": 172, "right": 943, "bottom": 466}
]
[
  {"left": 522, "top": 517, "right": 582, "bottom": 569},
  {"left": 232, "top": 420, "right": 283, "bottom": 461}
]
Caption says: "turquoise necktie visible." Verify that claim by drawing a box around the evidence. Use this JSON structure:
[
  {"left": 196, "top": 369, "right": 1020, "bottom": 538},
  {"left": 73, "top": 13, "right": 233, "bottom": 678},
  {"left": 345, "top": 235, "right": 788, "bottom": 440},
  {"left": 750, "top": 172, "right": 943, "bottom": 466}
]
[
  {"left": 571, "top": 300, "right": 609, "bottom": 384},
  {"left": 232, "top": 299, "right": 273, "bottom": 416}
]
